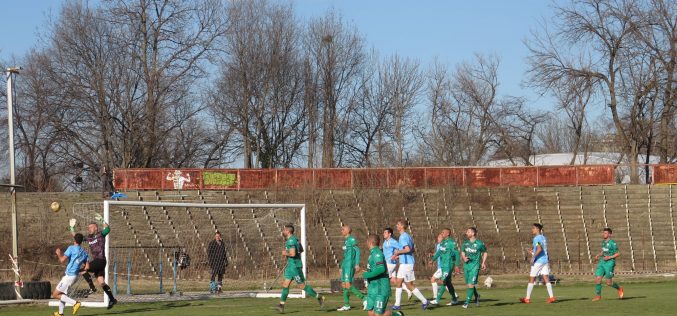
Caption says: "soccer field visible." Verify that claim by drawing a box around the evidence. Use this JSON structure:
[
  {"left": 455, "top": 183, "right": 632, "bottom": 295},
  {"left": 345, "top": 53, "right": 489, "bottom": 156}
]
[{"left": 1, "top": 280, "right": 675, "bottom": 316}]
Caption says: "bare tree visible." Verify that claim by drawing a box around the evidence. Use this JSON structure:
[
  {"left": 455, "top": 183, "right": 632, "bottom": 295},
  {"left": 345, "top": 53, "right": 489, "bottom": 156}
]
[
  {"left": 29, "top": 0, "right": 228, "bottom": 191},
  {"left": 526, "top": 0, "right": 650, "bottom": 182},
  {"left": 10, "top": 51, "right": 66, "bottom": 191},
  {"left": 108, "top": 0, "right": 227, "bottom": 167},
  {"left": 383, "top": 55, "right": 424, "bottom": 166},
  {"left": 448, "top": 54, "right": 503, "bottom": 165},
  {"left": 211, "top": 0, "right": 307, "bottom": 168},
  {"left": 628, "top": 0, "right": 677, "bottom": 163},
  {"left": 305, "top": 10, "right": 366, "bottom": 167},
  {"left": 343, "top": 54, "right": 390, "bottom": 167},
  {"left": 491, "top": 97, "right": 547, "bottom": 166},
  {"left": 418, "top": 54, "right": 542, "bottom": 166}
]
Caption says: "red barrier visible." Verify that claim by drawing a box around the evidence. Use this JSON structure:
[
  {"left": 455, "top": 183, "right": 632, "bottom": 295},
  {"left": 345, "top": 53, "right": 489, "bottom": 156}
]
[
  {"left": 239, "top": 169, "right": 276, "bottom": 189},
  {"left": 577, "top": 166, "right": 614, "bottom": 185},
  {"left": 315, "top": 169, "right": 352, "bottom": 189},
  {"left": 388, "top": 169, "right": 425, "bottom": 188},
  {"left": 501, "top": 168, "right": 538, "bottom": 186},
  {"left": 653, "top": 165, "right": 677, "bottom": 184},
  {"left": 112, "top": 165, "right": 628, "bottom": 191},
  {"left": 276, "top": 169, "right": 314, "bottom": 189},
  {"left": 424, "top": 168, "right": 464, "bottom": 187},
  {"left": 538, "top": 166, "right": 577, "bottom": 186},
  {"left": 465, "top": 168, "right": 501, "bottom": 187},
  {"left": 353, "top": 169, "right": 388, "bottom": 188}
]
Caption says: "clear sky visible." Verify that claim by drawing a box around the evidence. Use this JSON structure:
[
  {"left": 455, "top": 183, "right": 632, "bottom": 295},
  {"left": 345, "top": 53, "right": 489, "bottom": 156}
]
[{"left": 1, "top": 0, "right": 558, "bottom": 108}]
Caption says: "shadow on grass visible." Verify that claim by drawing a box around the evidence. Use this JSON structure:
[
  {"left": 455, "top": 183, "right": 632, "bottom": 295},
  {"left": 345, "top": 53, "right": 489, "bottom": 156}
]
[
  {"left": 551, "top": 298, "right": 589, "bottom": 303},
  {"left": 618, "top": 296, "right": 645, "bottom": 301},
  {"left": 103, "top": 302, "right": 193, "bottom": 314}
]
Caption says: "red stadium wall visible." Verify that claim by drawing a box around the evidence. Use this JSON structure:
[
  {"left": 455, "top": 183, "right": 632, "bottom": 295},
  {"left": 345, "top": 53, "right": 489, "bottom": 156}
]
[{"left": 108, "top": 165, "right": 664, "bottom": 190}]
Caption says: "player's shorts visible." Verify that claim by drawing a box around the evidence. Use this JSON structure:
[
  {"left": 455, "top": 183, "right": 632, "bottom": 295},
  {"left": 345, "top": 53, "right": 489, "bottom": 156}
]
[
  {"left": 366, "top": 293, "right": 390, "bottom": 315},
  {"left": 284, "top": 265, "right": 305, "bottom": 284},
  {"left": 529, "top": 262, "right": 551, "bottom": 277},
  {"left": 395, "top": 263, "right": 415, "bottom": 282},
  {"left": 433, "top": 267, "right": 451, "bottom": 280},
  {"left": 464, "top": 266, "right": 480, "bottom": 285},
  {"left": 340, "top": 266, "right": 355, "bottom": 283},
  {"left": 386, "top": 263, "right": 397, "bottom": 278},
  {"left": 432, "top": 268, "right": 442, "bottom": 279},
  {"left": 56, "top": 275, "right": 79, "bottom": 294},
  {"left": 87, "top": 258, "right": 107, "bottom": 278},
  {"left": 595, "top": 260, "right": 615, "bottom": 279},
  {"left": 366, "top": 280, "right": 391, "bottom": 315}
]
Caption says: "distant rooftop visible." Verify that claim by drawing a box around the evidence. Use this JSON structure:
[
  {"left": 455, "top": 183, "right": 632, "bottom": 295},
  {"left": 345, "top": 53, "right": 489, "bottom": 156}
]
[{"left": 487, "top": 152, "right": 661, "bottom": 167}]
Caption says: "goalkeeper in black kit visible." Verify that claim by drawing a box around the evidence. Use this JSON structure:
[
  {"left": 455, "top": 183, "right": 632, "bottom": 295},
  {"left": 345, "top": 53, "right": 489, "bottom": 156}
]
[{"left": 69, "top": 213, "right": 117, "bottom": 309}]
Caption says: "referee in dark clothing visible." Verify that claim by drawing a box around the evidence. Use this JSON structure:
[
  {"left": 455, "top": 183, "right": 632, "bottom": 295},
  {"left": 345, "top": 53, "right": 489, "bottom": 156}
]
[{"left": 207, "top": 231, "right": 228, "bottom": 293}]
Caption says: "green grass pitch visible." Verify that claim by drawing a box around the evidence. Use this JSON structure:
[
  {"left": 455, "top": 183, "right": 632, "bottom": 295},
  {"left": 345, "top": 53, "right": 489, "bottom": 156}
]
[{"left": 1, "top": 281, "right": 676, "bottom": 315}]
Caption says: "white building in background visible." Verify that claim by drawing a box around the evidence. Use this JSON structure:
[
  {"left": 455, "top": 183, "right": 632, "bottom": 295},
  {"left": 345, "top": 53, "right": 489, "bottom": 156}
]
[{"left": 487, "top": 152, "right": 661, "bottom": 184}]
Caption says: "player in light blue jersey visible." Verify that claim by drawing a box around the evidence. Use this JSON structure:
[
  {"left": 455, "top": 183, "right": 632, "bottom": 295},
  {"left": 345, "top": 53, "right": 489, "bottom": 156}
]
[
  {"left": 52, "top": 233, "right": 87, "bottom": 316},
  {"left": 382, "top": 227, "right": 412, "bottom": 299},
  {"left": 390, "top": 219, "right": 429, "bottom": 310},
  {"left": 520, "top": 223, "right": 556, "bottom": 304}
]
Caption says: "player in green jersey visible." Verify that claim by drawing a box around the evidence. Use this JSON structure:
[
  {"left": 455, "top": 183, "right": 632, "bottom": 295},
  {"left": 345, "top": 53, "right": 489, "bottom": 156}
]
[
  {"left": 338, "top": 225, "right": 367, "bottom": 311},
  {"left": 275, "top": 224, "right": 325, "bottom": 313},
  {"left": 460, "top": 227, "right": 487, "bottom": 309},
  {"left": 362, "top": 234, "right": 404, "bottom": 316},
  {"left": 430, "top": 228, "right": 460, "bottom": 306},
  {"left": 592, "top": 227, "right": 624, "bottom": 301}
]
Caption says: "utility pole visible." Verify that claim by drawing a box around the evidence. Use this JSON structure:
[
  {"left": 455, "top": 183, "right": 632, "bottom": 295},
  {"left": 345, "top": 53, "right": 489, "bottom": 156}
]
[{"left": 6, "top": 66, "right": 22, "bottom": 299}]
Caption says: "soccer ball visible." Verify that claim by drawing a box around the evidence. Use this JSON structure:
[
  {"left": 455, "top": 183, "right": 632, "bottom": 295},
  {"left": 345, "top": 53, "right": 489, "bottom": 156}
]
[{"left": 50, "top": 201, "right": 61, "bottom": 212}]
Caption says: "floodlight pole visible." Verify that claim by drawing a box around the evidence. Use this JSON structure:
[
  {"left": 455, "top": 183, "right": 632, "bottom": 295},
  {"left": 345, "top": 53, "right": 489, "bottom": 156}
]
[{"left": 6, "top": 67, "right": 20, "bottom": 299}]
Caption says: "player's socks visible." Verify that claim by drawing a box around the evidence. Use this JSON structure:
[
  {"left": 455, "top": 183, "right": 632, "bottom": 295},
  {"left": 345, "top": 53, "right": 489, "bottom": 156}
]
[
  {"left": 526, "top": 282, "right": 534, "bottom": 299},
  {"left": 610, "top": 282, "right": 620, "bottom": 290},
  {"left": 303, "top": 285, "right": 318, "bottom": 298},
  {"left": 445, "top": 279, "right": 457, "bottom": 301},
  {"left": 402, "top": 283, "right": 412, "bottom": 298},
  {"left": 82, "top": 273, "right": 97, "bottom": 292},
  {"left": 394, "top": 287, "right": 403, "bottom": 306},
  {"left": 60, "top": 294, "right": 76, "bottom": 305},
  {"left": 58, "top": 301, "right": 65, "bottom": 315},
  {"left": 595, "top": 283, "right": 602, "bottom": 296},
  {"left": 546, "top": 282, "right": 554, "bottom": 298},
  {"left": 436, "top": 284, "right": 446, "bottom": 302},
  {"left": 342, "top": 288, "right": 350, "bottom": 307},
  {"left": 281, "top": 287, "right": 289, "bottom": 302},
  {"left": 473, "top": 288, "right": 480, "bottom": 306},
  {"left": 465, "top": 288, "right": 473, "bottom": 305},
  {"left": 317, "top": 295, "right": 325, "bottom": 309},
  {"left": 102, "top": 284, "right": 115, "bottom": 301},
  {"left": 431, "top": 282, "right": 438, "bottom": 299},
  {"left": 412, "top": 288, "right": 427, "bottom": 303},
  {"left": 349, "top": 285, "right": 365, "bottom": 300}
]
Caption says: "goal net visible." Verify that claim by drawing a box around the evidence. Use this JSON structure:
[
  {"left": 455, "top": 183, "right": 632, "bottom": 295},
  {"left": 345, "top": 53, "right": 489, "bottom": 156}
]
[{"left": 49, "top": 200, "right": 307, "bottom": 308}]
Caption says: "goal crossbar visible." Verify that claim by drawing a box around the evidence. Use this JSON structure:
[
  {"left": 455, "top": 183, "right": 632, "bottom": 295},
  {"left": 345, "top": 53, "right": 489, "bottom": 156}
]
[{"left": 49, "top": 200, "right": 307, "bottom": 308}]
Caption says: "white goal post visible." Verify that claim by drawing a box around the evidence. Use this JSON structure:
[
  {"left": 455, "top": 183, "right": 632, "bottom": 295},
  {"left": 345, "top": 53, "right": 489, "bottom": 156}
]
[{"left": 50, "top": 200, "right": 307, "bottom": 308}]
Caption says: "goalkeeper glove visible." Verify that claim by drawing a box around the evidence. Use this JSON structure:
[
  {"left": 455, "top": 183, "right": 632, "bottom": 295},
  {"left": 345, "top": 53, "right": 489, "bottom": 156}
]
[
  {"left": 94, "top": 213, "right": 105, "bottom": 225},
  {"left": 68, "top": 218, "right": 77, "bottom": 233}
]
